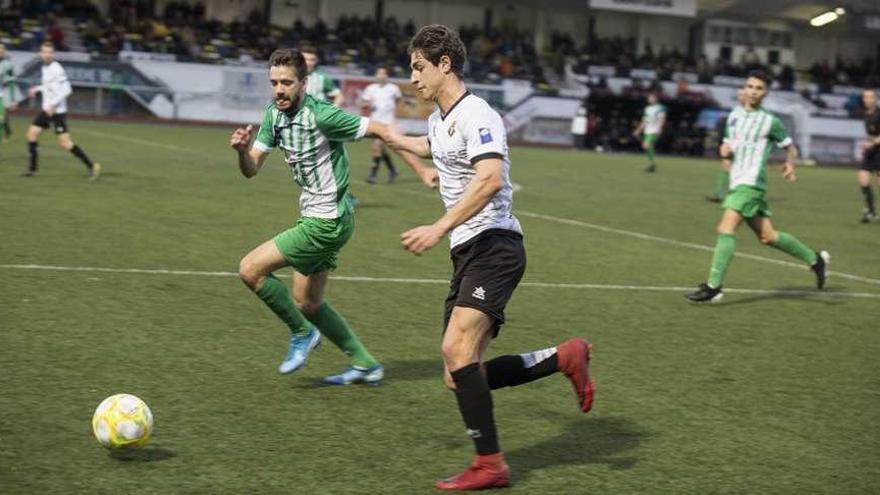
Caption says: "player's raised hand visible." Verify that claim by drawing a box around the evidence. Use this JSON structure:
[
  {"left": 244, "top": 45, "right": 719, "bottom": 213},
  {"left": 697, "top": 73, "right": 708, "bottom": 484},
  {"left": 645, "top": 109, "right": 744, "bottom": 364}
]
[{"left": 230, "top": 124, "right": 254, "bottom": 152}]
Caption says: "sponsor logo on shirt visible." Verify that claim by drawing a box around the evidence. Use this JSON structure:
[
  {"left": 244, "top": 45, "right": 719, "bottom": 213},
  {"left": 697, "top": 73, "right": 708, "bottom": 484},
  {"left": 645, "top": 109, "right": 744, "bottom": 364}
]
[{"left": 479, "top": 127, "right": 493, "bottom": 144}]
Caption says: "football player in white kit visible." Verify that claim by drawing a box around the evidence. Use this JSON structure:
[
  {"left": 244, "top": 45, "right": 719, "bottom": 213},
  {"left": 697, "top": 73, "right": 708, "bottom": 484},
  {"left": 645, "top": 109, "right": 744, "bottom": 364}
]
[
  {"left": 379, "top": 25, "right": 595, "bottom": 491},
  {"left": 361, "top": 67, "right": 401, "bottom": 183},
  {"left": 23, "top": 42, "right": 101, "bottom": 179},
  {"left": 361, "top": 67, "right": 433, "bottom": 185}
]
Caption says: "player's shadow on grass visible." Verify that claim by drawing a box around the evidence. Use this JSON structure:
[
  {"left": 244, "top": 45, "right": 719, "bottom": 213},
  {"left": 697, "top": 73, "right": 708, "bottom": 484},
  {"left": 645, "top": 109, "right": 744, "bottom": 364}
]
[
  {"left": 507, "top": 415, "right": 647, "bottom": 481},
  {"left": 109, "top": 444, "right": 175, "bottom": 462},
  {"left": 383, "top": 357, "right": 444, "bottom": 381},
  {"left": 721, "top": 286, "right": 845, "bottom": 307}
]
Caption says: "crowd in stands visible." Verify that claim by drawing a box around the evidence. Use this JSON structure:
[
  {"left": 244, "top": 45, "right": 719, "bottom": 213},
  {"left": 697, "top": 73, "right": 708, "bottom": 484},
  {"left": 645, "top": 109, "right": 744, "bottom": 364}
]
[
  {"left": 1, "top": 0, "right": 876, "bottom": 100},
  {"left": 0, "top": 0, "right": 546, "bottom": 84},
  {"left": 562, "top": 31, "right": 878, "bottom": 94}
]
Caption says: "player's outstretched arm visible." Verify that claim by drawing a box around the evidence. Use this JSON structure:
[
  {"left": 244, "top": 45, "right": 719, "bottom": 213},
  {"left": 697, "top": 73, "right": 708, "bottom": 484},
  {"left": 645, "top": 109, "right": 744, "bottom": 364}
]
[
  {"left": 400, "top": 157, "right": 503, "bottom": 255},
  {"left": 369, "top": 120, "right": 431, "bottom": 158},
  {"left": 368, "top": 121, "right": 437, "bottom": 188},
  {"left": 230, "top": 124, "right": 268, "bottom": 178}
]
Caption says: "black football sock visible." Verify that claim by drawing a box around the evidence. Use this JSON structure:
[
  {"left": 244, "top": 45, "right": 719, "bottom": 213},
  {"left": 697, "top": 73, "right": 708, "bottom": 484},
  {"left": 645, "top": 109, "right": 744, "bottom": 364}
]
[
  {"left": 70, "top": 145, "right": 94, "bottom": 169},
  {"left": 451, "top": 362, "right": 499, "bottom": 455},
  {"left": 862, "top": 186, "right": 875, "bottom": 214},
  {"left": 28, "top": 142, "right": 38, "bottom": 171},
  {"left": 381, "top": 151, "right": 396, "bottom": 173},
  {"left": 369, "top": 156, "right": 380, "bottom": 176},
  {"left": 484, "top": 348, "right": 559, "bottom": 390}
]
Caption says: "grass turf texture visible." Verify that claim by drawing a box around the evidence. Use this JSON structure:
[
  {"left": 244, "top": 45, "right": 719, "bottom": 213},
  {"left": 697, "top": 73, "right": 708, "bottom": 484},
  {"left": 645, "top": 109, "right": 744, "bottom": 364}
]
[{"left": 1, "top": 115, "right": 879, "bottom": 493}]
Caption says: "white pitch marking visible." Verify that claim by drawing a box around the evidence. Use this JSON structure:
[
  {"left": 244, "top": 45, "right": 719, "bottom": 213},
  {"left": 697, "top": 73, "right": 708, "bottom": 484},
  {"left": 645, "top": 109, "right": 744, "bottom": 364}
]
[
  {"left": 73, "top": 128, "right": 880, "bottom": 287},
  {"left": 2, "top": 264, "right": 879, "bottom": 299},
  {"left": 393, "top": 187, "right": 880, "bottom": 287},
  {"left": 514, "top": 210, "right": 880, "bottom": 287}
]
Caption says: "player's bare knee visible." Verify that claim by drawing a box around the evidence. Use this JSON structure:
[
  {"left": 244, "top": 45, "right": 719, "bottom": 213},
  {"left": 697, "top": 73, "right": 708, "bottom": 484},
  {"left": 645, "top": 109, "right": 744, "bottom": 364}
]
[
  {"left": 440, "top": 340, "right": 459, "bottom": 365},
  {"left": 238, "top": 259, "right": 261, "bottom": 290},
  {"left": 440, "top": 342, "right": 473, "bottom": 371},
  {"left": 759, "top": 234, "right": 775, "bottom": 245}
]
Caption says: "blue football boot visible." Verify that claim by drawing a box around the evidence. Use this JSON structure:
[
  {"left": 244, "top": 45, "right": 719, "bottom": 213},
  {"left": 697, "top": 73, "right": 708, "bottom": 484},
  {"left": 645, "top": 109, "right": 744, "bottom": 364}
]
[{"left": 278, "top": 327, "right": 321, "bottom": 374}]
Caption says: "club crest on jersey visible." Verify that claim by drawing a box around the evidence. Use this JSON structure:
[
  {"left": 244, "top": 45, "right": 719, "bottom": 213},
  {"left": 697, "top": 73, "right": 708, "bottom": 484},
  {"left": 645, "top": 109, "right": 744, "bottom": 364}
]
[
  {"left": 448, "top": 121, "right": 456, "bottom": 137},
  {"left": 479, "top": 127, "right": 493, "bottom": 144}
]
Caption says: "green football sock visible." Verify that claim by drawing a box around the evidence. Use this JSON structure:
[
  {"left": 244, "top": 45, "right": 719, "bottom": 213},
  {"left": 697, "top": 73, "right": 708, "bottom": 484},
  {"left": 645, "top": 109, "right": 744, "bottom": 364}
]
[
  {"left": 647, "top": 147, "right": 656, "bottom": 165},
  {"left": 255, "top": 273, "right": 312, "bottom": 336},
  {"left": 712, "top": 170, "right": 729, "bottom": 199},
  {"left": 309, "top": 301, "right": 379, "bottom": 368},
  {"left": 771, "top": 232, "right": 818, "bottom": 265},
  {"left": 708, "top": 233, "right": 736, "bottom": 288}
]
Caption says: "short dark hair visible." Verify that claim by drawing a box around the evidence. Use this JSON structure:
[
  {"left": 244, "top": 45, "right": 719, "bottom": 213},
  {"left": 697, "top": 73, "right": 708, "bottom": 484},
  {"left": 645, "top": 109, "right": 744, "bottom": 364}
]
[
  {"left": 40, "top": 41, "right": 54, "bottom": 50},
  {"left": 747, "top": 70, "right": 772, "bottom": 87},
  {"left": 269, "top": 48, "right": 307, "bottom": 80},
  {"left": 408, "top": 24, "right": 466, "bottom": 77}
]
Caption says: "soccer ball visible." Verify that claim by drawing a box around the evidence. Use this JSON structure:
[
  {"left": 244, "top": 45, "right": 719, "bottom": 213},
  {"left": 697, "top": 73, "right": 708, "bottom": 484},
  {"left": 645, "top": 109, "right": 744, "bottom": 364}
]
[{"left": 91, "top": 394, "right": 154, "bottom": 449}]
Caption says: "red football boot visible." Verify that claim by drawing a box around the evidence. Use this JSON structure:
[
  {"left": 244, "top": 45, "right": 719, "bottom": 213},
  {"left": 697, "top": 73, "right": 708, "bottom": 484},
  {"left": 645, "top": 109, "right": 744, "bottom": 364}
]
[
  {"left": 435, "top": 453, "right": 511, "bottom": 491},
  {"left": 557, "top": 337, "right": 595, "bottom": 413}
]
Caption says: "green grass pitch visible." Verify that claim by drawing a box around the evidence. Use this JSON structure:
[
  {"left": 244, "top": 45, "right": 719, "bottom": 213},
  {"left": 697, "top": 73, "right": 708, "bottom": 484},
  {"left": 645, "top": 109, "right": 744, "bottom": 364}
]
[{"left": 1, "top": 115, "right": 878, "bottom": 493}]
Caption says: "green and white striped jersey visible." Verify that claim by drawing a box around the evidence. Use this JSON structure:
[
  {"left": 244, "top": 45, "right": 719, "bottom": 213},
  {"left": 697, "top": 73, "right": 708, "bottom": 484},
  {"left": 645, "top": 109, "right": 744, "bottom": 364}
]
[
  {"left": 723, "top": 106, "right": 792, "bottom": 191},
  {"left": 0, "top": 57, "right": 19, "bottom": 104},
  {"left": 253, "top": 94, "right": 369, "bottom": 218},
  {"left": 305, "top": 69, "right": 340, "bottom": 102},
  {"left": 642, "top": 103, "right": 666, "bottom": 134}
]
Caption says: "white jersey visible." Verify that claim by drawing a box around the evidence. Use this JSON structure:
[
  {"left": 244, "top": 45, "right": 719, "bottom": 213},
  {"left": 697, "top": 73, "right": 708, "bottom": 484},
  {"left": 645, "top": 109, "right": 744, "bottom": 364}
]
[
  {"left": 361, "top": 83, "right": 401, "bottom": 124},
  {"left": 642, "top": 103, "right": 666, "bottom": 134},
  {"left": 427, "top": 92, "right": 522, "bottom": 248},
  {"left": 721, "top": 105, "right": 747, "bottom": 145},
  {"left": 39, "top": 61, "right": 71, "bottom": 114}
]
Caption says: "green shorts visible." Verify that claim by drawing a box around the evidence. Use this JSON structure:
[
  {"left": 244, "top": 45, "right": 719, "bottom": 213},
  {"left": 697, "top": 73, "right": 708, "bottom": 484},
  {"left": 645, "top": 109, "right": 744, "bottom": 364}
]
[
  {"left": 643, "top": 133, "right": 659, "bottom": 147},
  {"left": 273, "top": 210, "right": 354, "bottom": 275},
  {"left": 722, "top": 185, "right": 771, "bottom": 219}
]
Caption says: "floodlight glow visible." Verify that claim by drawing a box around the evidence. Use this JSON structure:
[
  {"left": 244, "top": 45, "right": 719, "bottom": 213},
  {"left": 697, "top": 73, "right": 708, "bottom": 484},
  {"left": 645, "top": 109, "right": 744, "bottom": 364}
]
[
  {"left": 834, "top": 7, "right": 845, "bottom": 15},
  {"left": 810, "top": 11, "right": 839, "bottom": 27}
]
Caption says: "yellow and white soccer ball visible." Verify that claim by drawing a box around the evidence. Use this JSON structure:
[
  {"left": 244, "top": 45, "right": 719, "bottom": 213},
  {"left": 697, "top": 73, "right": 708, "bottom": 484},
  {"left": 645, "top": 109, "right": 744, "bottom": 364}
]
[{"left": 91, "top": 394, "right": 154, "bottom": 449}]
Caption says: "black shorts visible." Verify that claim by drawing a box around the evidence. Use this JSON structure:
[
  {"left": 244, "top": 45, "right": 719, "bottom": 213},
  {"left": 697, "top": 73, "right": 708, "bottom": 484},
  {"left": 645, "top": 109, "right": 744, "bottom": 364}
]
[
  {"left": 33, "top": 111, "right": 68, "bottom": 134},
  {"left": 862, "top": 145, "right": 880, "bottom": 173},
  {"left": 443, "top": 229, "right": 526, "bottom": 338}
]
